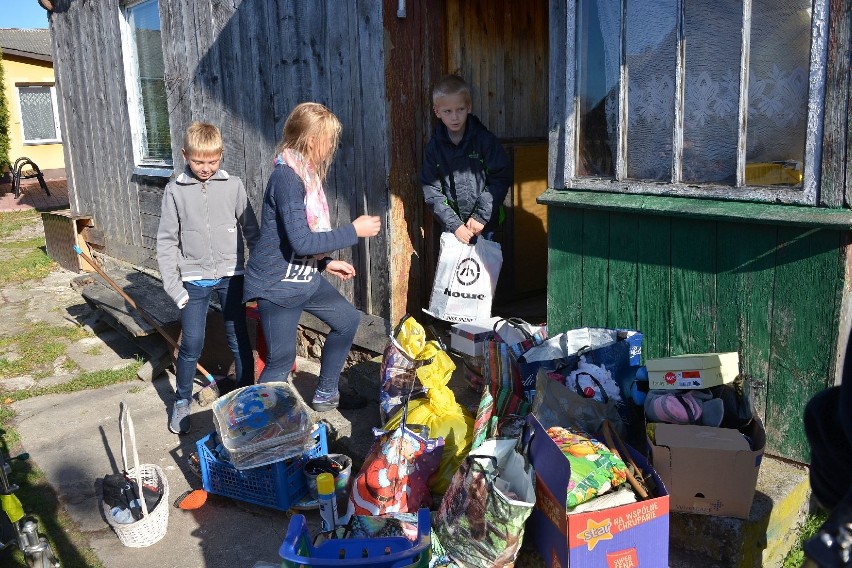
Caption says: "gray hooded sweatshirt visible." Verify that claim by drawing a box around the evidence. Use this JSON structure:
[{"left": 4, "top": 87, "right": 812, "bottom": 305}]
[{"left": 157, "top": 167, "right": 260, "bottom": 307}]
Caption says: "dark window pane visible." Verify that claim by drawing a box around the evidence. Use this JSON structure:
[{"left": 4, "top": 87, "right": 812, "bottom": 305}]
[
  {"left": 577, "top": 0, "right": 620, "bottom": 178},
  {"left": 130, "top": 0, "right": 171, "bottom": 162},
  {"left": 626, "top": 0, "right": 677, "bottom": 181},
  {"left": 682, "top": 0, "right": 741, "bottom": 184},
  {"left": 745, "top": 0, "right": 810, "bottom": 187},
  {"left": 19, "top": 86, "right": 57, "bottom": 141}
]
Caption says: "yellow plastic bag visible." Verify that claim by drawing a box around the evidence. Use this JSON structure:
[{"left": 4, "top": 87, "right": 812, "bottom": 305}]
[{"left": 384, "top": 349, "right": 474, "bottom": 494}]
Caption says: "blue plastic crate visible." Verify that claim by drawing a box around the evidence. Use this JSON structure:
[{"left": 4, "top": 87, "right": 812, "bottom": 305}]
[
  {"left": 197, "top": 423, "right": 327, "bottom": 511},
  {"left": 279, "top": 508, "right": 431, "bottom": 567}
]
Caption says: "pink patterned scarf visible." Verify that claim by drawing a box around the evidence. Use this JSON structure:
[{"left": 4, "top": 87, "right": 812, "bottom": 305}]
[{"left": 275, "top": 149, "right": 332, "bottom": 232}]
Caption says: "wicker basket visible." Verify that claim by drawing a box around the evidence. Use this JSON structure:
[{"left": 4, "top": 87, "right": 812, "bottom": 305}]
[{"left": 102, "top": 402, "right": 170, "bottom": 547}]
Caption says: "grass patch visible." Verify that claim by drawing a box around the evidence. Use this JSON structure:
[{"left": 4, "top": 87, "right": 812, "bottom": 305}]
[
  {"left": 0, "top": 237, "right": 55, "bottom": 286},
  {"left": 0, "top": 323, "right": 90, "bottom": 379},
  {"left": 0, "top": 210, "right": 39, "bottom": 239},
  {"left": 3, "top": 359, "right": 143, "bottom": 402},
  {"left": 83, "top": 345, "right": 102, "bottom": 356},
  {"left": 782, "top": 511, "right": 829, "bottom": 567}
]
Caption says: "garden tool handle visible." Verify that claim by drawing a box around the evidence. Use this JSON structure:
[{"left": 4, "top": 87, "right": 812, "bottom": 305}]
[{"left": 73, "top": 246, "right": 214, "bottom": 380}]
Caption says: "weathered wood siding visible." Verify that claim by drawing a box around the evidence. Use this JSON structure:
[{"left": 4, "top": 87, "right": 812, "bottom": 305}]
[
  {"left": 445, "top": 0, "right": 549, "bottom": 140},
  {"left": 50, "top": 0, "right": 147, "bottom": 266},
  {"left": 49, "top": 0, "right": 390, "bottom": 318},
  {"left": 547, "top": 207, "right": 847, "bottom": 461}
]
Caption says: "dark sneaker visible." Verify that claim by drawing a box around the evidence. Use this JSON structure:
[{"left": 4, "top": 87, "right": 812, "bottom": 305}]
[
  {"left": 311, "top": 392, "right": 340, "bottom": 413},
  {"left": 312, "top": 390, "right": 369, "bottom": 412},
  {"left": 169, "top": 399, "right": 191, "bottom": 434}
]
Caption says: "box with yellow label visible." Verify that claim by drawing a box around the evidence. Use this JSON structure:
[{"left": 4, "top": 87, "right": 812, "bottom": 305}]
[{"left": 646, "top": 352, "right": 739, "bottom": 390}]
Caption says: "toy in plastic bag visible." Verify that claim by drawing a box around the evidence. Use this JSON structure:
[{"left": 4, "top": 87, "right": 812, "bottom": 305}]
[
  {"left": 546, "top": 426, "right": 628, "bottom": 508},
  {"left": 211, "top": 382, "right": 312, "bottom": 470},
  {"left": 384, "top": 349, "right": 474, "bottom": 494},
  {"left": 350, "top": 424, "right": 443, "bottom": 516},
  {"left": 380, "top": 315, "right": 444, "bottom": 424}
]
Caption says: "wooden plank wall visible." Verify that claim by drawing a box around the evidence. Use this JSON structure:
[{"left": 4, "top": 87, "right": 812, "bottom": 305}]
[
  {"left": 547, "top": 207, "right": 846, "bottom": 462},
  {"left": 445, "top": 0, "right": 549, "bottom": 139},
  {"left": 49, "top": 0, "right": 390, "bottom": 319},
  {"left": 49, "top": 0, "right": 148, "bottom": 266},
  {"left": 384, "top": 0, "right": 446, "bottom": 322}
]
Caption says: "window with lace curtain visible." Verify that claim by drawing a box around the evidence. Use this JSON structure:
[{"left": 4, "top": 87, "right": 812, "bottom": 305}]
[
  {"left": 564, "top": 0, "right": 828, "bottom": 204},
  {"left": 120, "top": 0, "right": 172, "bottom": 168},
  {"left": 17, "top": 85, "right": 61, "bottom": 144}
]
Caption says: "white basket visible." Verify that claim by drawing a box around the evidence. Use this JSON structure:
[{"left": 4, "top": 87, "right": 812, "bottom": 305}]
[{"left": 102, "top": 402, "right": 170, "bottom": 547}]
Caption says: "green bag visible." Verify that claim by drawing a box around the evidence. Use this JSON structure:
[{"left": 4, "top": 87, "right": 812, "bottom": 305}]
[{"left": 435, "top": 438, "right": 536, "bottom": 568}]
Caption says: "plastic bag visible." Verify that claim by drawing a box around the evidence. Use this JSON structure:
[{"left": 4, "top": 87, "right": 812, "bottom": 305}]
[
  {"left": 532, "top": 369, "right": 627, "bottom": 439},
  {"left": 379, "top": 315, "right": 444, "bottom": 424},
  {"left": 435, "top": 437, "right": 536, "bottom": 568},
  {"left": 384, "top": 349, "right": 474, "bottom": 494},
  {"left": 425, "top": 232, "right": 503, "bottom": 323},
  {"left": 546, "top": 426, "right": 628, "bottom": 508},
  {"left": 211, "top": 382, "right": 313, "bottom": 469},
  {"left": 349, "top": 424, "right": 443, "bottom": 516}
]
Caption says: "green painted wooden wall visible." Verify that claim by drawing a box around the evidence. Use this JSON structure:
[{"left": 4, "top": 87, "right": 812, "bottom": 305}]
[{"left": 547, "top": 206, "right": 847, "bottom": 462}]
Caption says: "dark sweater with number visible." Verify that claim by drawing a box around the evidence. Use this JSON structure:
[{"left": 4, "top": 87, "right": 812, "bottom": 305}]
[{"left": 243, "top": 163, "right": 357, "bottom": 307}]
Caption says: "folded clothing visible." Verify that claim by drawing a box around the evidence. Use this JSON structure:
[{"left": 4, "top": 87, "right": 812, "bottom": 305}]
[
  {"left": 644, "top": 389, "right": 724, "bottom": 427},
  {"left": 546, "top": 426, "right": 628, "bottom": 508}
]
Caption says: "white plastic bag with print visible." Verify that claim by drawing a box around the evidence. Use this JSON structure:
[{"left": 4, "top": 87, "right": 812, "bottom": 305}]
[{"left": 425, "top": 232, "right": 502, "bottom": 324}]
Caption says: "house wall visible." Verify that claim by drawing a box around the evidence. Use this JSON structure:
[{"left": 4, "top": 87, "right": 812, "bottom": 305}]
[
  {"left": 2, "top": 54, "right": 65, "bottom": 171},
  {"left": 48, "top": 0, "right": 390, "bottom": 319}
]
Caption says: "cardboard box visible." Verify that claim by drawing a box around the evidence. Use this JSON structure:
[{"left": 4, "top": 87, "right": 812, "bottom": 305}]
[
  {"left": 449, "top": 317, "right": 501, "bottom": 356},
  {"left": 646, "top": 352, "right": 739, "bottom": 389},
  {"left": 527, "top": 415, "right": 670, "bottom": 568},
  {"left": 648, "top": 418, "right": 765, "bottom": 519}
]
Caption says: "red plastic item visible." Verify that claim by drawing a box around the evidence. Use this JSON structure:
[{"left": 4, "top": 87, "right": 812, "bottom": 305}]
[{"left": 246, "top": 304, "right": 296, "bottom": 381}]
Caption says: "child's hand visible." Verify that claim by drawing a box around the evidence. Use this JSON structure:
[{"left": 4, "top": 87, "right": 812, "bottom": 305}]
[
  {"left": 465, "top": 218, "right": 485, "bottom": 236},
  {"left": 326, "top": 260, "right": 356, "bottom": 280},
  {"left": 454, "top": 225, "right": 475, "bottom": 244},
  {"left": 353, "top": 215, "right": 382, "bottom": 237}
]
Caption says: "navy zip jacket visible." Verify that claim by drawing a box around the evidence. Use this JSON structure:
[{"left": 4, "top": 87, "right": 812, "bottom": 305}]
[
  {"left": 420, "top": 114, "right": 512, "bottom": 233},
  {"left": 243, "top": 163, "right": 357, "bottom": 307}
]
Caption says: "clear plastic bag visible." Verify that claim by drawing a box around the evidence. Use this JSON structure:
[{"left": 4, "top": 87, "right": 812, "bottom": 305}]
[{"left": 211, "top": 382, "right": 312, "bottom": 470}]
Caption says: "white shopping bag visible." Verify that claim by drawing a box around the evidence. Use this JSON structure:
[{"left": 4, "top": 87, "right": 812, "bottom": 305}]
[{"left": 425, "top": 232, "right": 502, "bottom": 323}]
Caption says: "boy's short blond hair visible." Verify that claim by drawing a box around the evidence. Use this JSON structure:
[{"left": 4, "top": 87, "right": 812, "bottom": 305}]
[
  {"left": 183, "top": 122, "right": 223, "bottom": 156},
  {"left": 432, "top": 74, "right": 471, "bottom": 105}
]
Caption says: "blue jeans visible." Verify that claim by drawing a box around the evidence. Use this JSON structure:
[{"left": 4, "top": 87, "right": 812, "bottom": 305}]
[
  {"left": 175, "top": 276, "right": 254, "bottom": 402},
  {"left": 257, "top": 277, "right": 360, "bottom": 396}
]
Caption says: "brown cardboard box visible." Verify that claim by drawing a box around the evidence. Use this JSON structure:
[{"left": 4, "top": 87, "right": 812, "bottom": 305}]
[
  {"left": 646, "top": 352, "right": 739, "bottom": 389},
  {"left": 648, "top": 418, "right": 765, "bottom": 519}
]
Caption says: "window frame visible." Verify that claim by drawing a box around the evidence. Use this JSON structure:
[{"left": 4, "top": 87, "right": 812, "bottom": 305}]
[
  {"left": 16, "top": 83, "right": 62, "bottom": 145},
  {"left": 118, "top": 0, "right": 173, "bottom": 173},
  {"left": 550, "top": 0, "right": 829, "bottom": 205}
]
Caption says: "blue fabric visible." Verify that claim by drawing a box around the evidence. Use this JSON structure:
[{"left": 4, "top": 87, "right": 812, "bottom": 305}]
[
  {"left": 243, "top": 164, "right": 358, "bottom": 306},
  {"left": 189, "top": 278, "right": 223, "bottom": 287},
  {"left": 174, "top": 276, "right": 254, "bottom": 402},
  {"left": 256, "top": 277, "right": 359, "bottom": 397}
]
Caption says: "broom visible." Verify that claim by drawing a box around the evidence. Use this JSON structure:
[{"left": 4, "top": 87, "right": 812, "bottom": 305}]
[{"left": 73, "top": 245, "right": 221, "bottom": 406}]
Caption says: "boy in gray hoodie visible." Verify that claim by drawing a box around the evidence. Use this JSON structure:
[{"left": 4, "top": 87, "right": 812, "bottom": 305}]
[{"left": 157, "top": 122, "right": 260, "bottom": 434}]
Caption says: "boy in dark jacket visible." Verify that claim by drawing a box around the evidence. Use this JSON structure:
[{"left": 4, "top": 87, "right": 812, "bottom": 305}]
[{"left": 420, "top": 75, "right": 512, "bottom": 244}]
